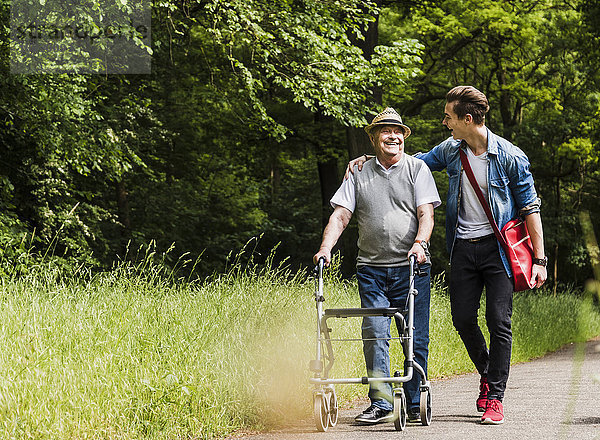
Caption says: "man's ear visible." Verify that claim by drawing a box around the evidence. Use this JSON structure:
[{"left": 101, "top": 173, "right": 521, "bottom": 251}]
[{"left": 464, "top": 113, "right": 473, "bottom": 124}]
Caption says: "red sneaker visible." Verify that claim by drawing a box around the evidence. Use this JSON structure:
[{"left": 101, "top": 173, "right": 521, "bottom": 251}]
[
  {"left": 481, "top": 399, "right": 504, "bottom": 424},
  {"left": 477, "top": 377, "right": 489, "bottom": 412}
]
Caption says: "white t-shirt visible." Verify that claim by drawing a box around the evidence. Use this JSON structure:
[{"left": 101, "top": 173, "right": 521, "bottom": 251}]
[
  {"left": 456, "top": 148, "right": 494, "bottom": 239},
  {"left": 331, "top": 157, "right": 441, "bottom": 212}
]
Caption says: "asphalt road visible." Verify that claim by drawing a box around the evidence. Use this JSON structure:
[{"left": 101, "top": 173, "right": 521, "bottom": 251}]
[{"left": 230, "top": 338, "right": 600, "bottom": 440}]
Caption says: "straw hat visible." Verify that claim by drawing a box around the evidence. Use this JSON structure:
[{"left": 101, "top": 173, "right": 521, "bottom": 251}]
[{"left": 364, "top": 107, "right": 411, "bottom": 138}]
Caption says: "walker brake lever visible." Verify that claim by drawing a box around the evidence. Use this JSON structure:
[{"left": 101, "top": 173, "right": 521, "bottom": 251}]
[{"left": 412, "top": 260, "right": 427, "bottom": 277}]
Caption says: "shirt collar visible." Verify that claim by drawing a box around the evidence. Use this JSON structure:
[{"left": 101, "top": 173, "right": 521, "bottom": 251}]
[
  {"left": 375, "top": 156, "right": 402, "bottom": 171},
  {"left": 486, "top": 127, "right": 499, "bottom": 155}
]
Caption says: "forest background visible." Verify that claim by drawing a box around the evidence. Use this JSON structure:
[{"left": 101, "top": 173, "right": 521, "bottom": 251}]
[{"left": 2, "top": 0, "right": 600, "bottom": 292}]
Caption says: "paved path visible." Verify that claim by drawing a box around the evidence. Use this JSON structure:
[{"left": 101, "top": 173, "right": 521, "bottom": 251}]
[{"left": 231, "top": 339, "right": 600, "bottom": 440}]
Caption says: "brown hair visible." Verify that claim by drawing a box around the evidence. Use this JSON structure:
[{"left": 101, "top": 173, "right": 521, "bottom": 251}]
[{"left": 446, "top": 86, "right": 489, "bottom": 125}]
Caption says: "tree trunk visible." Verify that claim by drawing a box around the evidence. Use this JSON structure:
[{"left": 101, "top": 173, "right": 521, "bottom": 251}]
[
  {"left": 553, "top": 242, "right": 559, "bottom": 296},
  {"left": 346, "top": 127, "right": 373, "bottom": 160},
  {"left": 317, "top": 157, "right": 339, "bottom": 229},
  {"left": 270, "top": 151, "right": 280, "bottom": 199},
  {"left": 496, "top": 67, "right": 514, "bottom": 140},
  {"left": 115, "top": 179, "right": 131, "bottom": 253},
  {"left": 346, "top": 0, "right": 381, "bottom": 161},
  {"left": 553, "top": 163, "right": 561, "bottom": 296}
]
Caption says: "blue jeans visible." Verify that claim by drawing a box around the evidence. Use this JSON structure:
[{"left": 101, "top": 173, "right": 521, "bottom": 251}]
[{"left": 357, "top": 264, "right": 431, "bottom": 412}]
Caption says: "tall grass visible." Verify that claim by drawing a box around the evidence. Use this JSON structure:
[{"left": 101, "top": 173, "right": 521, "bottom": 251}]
[{"left": 0, "top": 254, "right": 599, "bottom": 439}]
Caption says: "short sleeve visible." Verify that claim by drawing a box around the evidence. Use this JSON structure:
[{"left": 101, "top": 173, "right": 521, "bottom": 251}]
[
  {"left": 330, "top": 172, "right": 356, "bottom": 212},
  {"left": 414, "top": 164, "right": 441, "bottom": 209}
]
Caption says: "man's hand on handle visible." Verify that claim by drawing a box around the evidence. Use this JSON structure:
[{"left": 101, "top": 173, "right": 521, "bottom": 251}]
[
  {"left": 313, "top": 247, "right": 332, "bottom": 266},
  {"left": 408, "top": 242, "right": 427, "bottom": 265}
]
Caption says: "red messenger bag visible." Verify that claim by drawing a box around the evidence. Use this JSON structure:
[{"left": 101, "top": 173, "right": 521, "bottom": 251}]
[{"left": 459, "top": 148, "right": 535, "bottom": 292}]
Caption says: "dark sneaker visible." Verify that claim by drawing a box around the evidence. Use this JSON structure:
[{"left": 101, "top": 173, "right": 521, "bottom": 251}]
[
  {"left": 407, "top": 407, "right": 421, "bottom": 423},
  {"left": 477, "top": 377, "right": 489, "bottom": 412},
  {"left": 354, "top": 405, "right": 393, "bottom": 424},
  {"left": 481, "top": 399, "right": 504, "bottom": 425}
]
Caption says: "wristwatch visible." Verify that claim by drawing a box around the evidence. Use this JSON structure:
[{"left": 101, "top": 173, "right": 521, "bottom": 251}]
[
  {"left": 416, "top": 240, "right": 429, "bottom": 251},
  {"left": 532, "top": 256, "right": 548, "bottom": 267}
]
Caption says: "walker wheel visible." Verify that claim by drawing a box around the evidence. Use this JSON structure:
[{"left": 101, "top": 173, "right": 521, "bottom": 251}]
[
  {"left": 393, "top": 389, "right": 407, "bottom": 431},
  {"left": 327, "top": 388, "right": 338, "bottom": 427},
  {"left": 313, "top": 393, "right": 329, "bottom": 432},
  {"left": 420, "top": 387, "right": 432, "bottom": 426}
]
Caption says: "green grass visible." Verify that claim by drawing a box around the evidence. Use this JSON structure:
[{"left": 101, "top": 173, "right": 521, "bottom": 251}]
[{"left": 0, "top": 258, "right": 599, "bottom": 439}]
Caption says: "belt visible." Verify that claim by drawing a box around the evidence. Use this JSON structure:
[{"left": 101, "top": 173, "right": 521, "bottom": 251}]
[{"left": 459, "top": 234, "right": 496, "bottom": 243}]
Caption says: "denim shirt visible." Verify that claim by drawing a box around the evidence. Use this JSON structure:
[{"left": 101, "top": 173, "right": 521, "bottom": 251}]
[{"left": 415, "top": 128, "right": 540, "bottom": 277}]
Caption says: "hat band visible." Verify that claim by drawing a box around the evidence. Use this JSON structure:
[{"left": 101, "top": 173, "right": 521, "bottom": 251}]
[{"left": 375, "top": 118, "right": 404, "bottom": 125}]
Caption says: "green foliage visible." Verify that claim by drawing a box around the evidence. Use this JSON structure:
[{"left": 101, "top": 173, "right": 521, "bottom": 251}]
[
  {"left": 0, "top": 0, "right": 599, "bottom": 287},
  {"left": 512, "top": 287, "right": 600, "bottom": 360},
  {"left": 9, "top": 0, "right": 151, "bottom": 73},
  {"left": 189, "top": 0, "right": 421, "bottom": 133},
  {"left": 0, "top": 212, "right": 34, "bottom": 274}
]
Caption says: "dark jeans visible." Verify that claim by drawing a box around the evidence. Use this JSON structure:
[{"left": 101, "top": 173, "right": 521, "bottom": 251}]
[
  {"left": 450, "top": 235, "right": 514, "bottom": 401},
  {"left": 357, "top": 264, "right": 431, "bottom": 411}
]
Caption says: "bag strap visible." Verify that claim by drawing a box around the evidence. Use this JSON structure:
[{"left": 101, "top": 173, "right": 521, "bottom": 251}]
[{"left": 458, "top": 145, "right": 509, "bottom": 249}]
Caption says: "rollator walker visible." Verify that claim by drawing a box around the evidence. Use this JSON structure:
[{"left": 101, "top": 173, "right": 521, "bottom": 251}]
[{"left": 309, "top": 255, "right": 432, "bottom": 432}]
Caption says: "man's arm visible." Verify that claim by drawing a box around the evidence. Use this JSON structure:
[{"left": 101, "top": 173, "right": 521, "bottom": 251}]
[
  {"left": 505, "top": 153, "right": 539, "bottom": 215},
  {"left": 408, "top": 203, "right": 435, "bottom": 264},
  {"left": 524, "top": 212, "right": 547, "bottom": 288},
  {"left": 413, "top": 142, "right": 452, "bottom": 173},
  {"left": 313, "top": 206, "right": 353, "bottom": 266}
]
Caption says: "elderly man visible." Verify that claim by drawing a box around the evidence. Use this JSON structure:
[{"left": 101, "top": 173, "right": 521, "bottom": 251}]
[
  {"left": 347, "top": 86, "right": 547, "bottom": 425},
  {"left": 314, "top": 108, "right": 440, "bottom": 424}
]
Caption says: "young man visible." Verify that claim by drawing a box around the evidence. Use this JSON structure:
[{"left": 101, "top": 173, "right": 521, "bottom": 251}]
[
  {"left": 347, "top": 86, "right": 547, "bottom": 425},
  {"left": 314, "top": 108, "right": 441, "bottom": 424}
]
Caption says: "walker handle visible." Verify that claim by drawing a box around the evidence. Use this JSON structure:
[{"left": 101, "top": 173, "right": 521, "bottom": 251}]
[
  {"left": 409, "top": 254, "right": 426, "bottom": 277},
  {"left": 313, "top": 256, "right": 326, "bottom": 279},
  {"left": 313, "top": 257, "right": 326, "bottom": 302}
]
